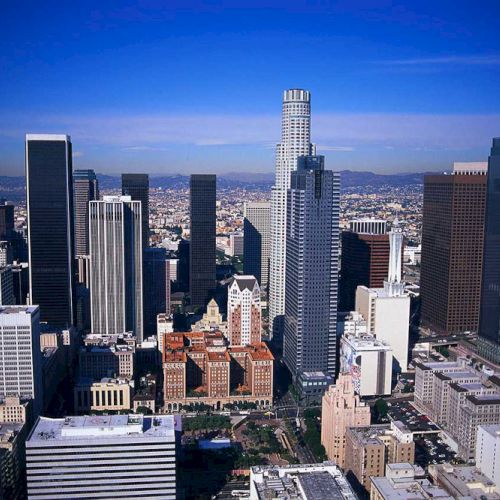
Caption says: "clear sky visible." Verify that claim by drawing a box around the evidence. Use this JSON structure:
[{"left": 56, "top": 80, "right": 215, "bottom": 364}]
[{"left": 1, "top": 0, "right": 500, "bottom": 175}]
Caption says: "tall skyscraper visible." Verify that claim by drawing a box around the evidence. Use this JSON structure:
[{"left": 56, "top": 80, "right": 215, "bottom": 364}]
[
  {"left": 122, "top": 173, "right": 149, "bottom": 247},
  {"left": 0, "top": 265, "right": 15, "bottom": 305},
  {"left": 143, "top": 247, "right": 168, "bottom": 336},
  {"left": 269, "top": 89, "right": 315, "bottom": 339},
  {"left": 0, "top": 202, "right": 14, "bottom": 241},
  {"left": 283, "top": 155, "right": 339, "bottom": 389},
  {"left": 189, "top": 174, "right": 216, "bottom": 309},
  {"left": 0, "top": 305, "right": 42, "bottom": 416},
  {"left": 421, "top": 162, "right": 487, "bottom": 335},
  {"left": 227, "top": 275, "right": 262, "bottom": 346},
  {"left": 243, "top": 201, "right": 271, "bottom": 289},
  {"left": 89, "top": 196, "right": 143, "bottom": 341},
  {"left": 339, "top": 220, "right": 390, "bottom": 311},
  {"left": 73, "top": 169, "right": 99, "bottom": 258},
  {"left": 25, "top": 134, "right": 75, "bottom": 327},
  {"left": 478, "top": 139, "right": 500, "bottom": 363}
]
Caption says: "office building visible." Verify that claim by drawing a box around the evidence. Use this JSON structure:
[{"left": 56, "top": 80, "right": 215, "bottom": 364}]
[
  {"left": 26, "top": 415, "right": 177, "bottom": 499},
  {"left": 189, "top": 174, "right": 216, "bottom": 309},
  {"left": 345, "top": 421, "right": 415, "bottom": 491},
  {"left": 79, "top": 333, "right": 135, "bottom": 380},
  {"left": 228, "top": 232, "right": 244, "bottom": 257},
  {"left": 0, "top": 396, "right": 30, "bottom": 424},
  {"left": 420, "top": 162, "right": 487, "bottom": 335},
  {"left": 340, "top": 331, "right": 392, "bottom": 396},
  {"left": 250, "top": 463, "right": 357, "bottom": 500},
  {"left": 479, "top": 138, "right": 500, "bottom": 363},
  {"left": 476, "top": 425, "right": 500, "bottom": 492},
  {"left": 73, "top": 169, "right": 99, "bottom": 258},
  {"left": 340, "top": 221, "right": 390, "bottom": 311},
  {"left": 227, "top": 275, "right": 261, "bottom": 346},
  {"left": 355, "top": 221, "right": 410, "bottom": 371},
  {"left": 90, "top": 196, "right": 143, "bottom": 340},
  {"left": 0, "top": 421, "right": 27, "bottom": 500},
  {"left": 370, "top": 463, "right": 449, "bottom": 500},
  {"left": 270, "top": 89, "right": 315, "bottom": 339},
  {"left": 143, "top": 247, "right": 168, "bottom": 336},
  {"left": 74, "top": 377, "right": 133, "bottom": 413},
  {"left": 0, "top": 265, "right": 15, "bottom": 305},
  {"left": 122, "top": 173, "right": 149, "bottom": 247},
  {"left": 0, "top": 306, "right": 42, "bottom": 416},
  {"left": 283, "top": 155, "right": 339, "bottom": 387},
  {"left": 244, "top": 201, "right": 271, "bottom": 288},
  {"left": 162, "top": 331, "right": 273, "bottom": 411},
  {"left": 26, "top": 134, "right": 75, "bottom": 327},
  {"left": 0, "top": 202, "right": 14, "bottom": 242},
  {"left": 157, "top": 313, "right": 174, "bottom": 353},
  {"left": 321, "top": 373, "right": 371, "bottom": 468}
]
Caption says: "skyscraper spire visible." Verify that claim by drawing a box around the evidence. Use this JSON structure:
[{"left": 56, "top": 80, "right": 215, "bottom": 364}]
[
  {"left": 269, "top": 89, "right": 315, "bottom": 339},
  {"left": 384, "top": 218, "right": 405, "bottom": 297}
]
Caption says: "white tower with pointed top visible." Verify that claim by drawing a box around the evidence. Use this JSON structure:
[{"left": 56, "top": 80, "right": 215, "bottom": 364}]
[{"left": 384, "top": 219, "right": 405, "bottom": 297}]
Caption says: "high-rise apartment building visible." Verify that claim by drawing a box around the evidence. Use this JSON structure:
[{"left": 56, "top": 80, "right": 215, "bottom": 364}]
[
  {"left": 339, "top": 221, "right": 390, "bottom": 311},
  {"left": 0, "top": 306, "right": 42, "bottom": 416},
  {"left": 321, "top": 373, "right": 371, "bottom": 468},
  {"left": 243, "top": 201, "right": 271, "bottom": 288},
  {"left": 283, "top": 156, "right": 339, "bottom": 387},
  {"left": 478, "top": 138, "right": 500, "bottom": 363},
  {"left": 25, "top": 134, "right": 75, "bottom": 327},
  {"left": 420, "top": 162, "right": 487, "bottom": 335},
  {"left": 122, "top": 173, "right": 149, "bottom": 247},
  {"left": 189, "top": 174, "right": 216, "bottom": 309},
  {"left": 270, "top": 89, "right": 315, "bottom": 339},
  {"left": 73, "top": 169, "right": 99, "bottom": 258},
  {"left": 227, "top": 275, "right": 261, "bottom": 346},
  {"left": 89, "top": 196, "right": 143, "bottom": 340},
  {"left": 26, "top": 415, "right": 177, "bottom": 499}
]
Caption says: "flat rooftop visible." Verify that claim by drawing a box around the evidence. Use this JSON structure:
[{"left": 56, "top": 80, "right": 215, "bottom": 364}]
[
  {"left": 0, "top": 305, "right": 38, "bottom": 315},
  {"left": 27, "top": 415, "right": 175, "bottom": 445}
]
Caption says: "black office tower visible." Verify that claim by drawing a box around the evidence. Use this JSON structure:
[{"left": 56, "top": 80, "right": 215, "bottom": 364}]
[
  {"left": 26, "top": 134, "right": 75, "bottom": 327},
  {"left": 0, "top": 202, "right": 14, "bottom": 241},
  {"left": 478, "top": 138, "right": 500, "bottom": 363},
  {"left": 74, "top": 169, "right": 99, "bottom": 257},
  {"left": 189, "top": 174, "right": 216, "bottom": 309},
  {"left": 122, "top": 173, "right": 149, "bottom": 247}
]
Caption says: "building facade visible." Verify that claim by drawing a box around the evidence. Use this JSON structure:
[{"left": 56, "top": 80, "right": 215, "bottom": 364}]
[
  {"left": 269, "top": 89, "right": 315, "bottom": 339},
  {"left": 74, "top": 377, "right": 133, "bottom": 413},
  {"left": 26, "top": 415, "right": 177, "bottom": 499},
  {"left": 189, "top": 174, "right": 216, "bottom": 309},
  {"left": 122, "top": 173, "right": 149, "bottom": 247},
  {"left": 73, "top": 169, "right": 99, "bottom": 258},
  {"left": 243, "top": 201, "right": 271, "bottom": 288},
  {"left": 283, "top": 155, "right": 339, "bottom": 386},
  {"left": 0, "top": 265, "right": 15, "bottom": 305},
  {"left": 162, "top": 331, "right": 273, "bottom": 411},
  {"left": 476, "top": 424, "right": 500, "bottom": 492},
  {"left": 420, "top": 162, "right": 487, "bottom": 335},
  {"left": 90, "top": 196, "right": 143, "bottom": 340},
  {"left": 321, "top": 373, "right": 371, "bottom": 468},
  {"left": 0, "top": 306, "right": 42, "bottom": 416},
  {"left": 227, "top": 275, "right": 261, "bottom": 346},
  {"left": 479, "top": 138, "right": 500, "bottom": 363},
  {"left": 26, "top": 134, "right": 76, "bottom": 327}
]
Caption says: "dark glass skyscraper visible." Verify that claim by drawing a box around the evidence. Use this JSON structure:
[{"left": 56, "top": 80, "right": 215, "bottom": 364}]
[
  {"left": 0, "top": 202, "right": 14, "bottom": 241},
  {"left": 478, "top": 138, "right": 500, "bottom": 363},
  {"left": 283, "top": 156, "right": 339, "bottom": 390},
  {"left": 25, "top": 134, "right": 75, "bottom": 327},
  {"left": 189, "top": 174, "right": 216, "bottom": 309},
  {"left": 122, "top": 173, "right": 149, "bottom": 247},
  {"left": 73, "top": 169, "right": 99, "bottom": 257},
  {"left": 421, "top": 163, "right": 487, "bottom": 335}
]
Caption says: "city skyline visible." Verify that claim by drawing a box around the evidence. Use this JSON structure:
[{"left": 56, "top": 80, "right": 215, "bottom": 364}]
[{"left": 1, "top": 2, "right": 500, "bottom": 175}]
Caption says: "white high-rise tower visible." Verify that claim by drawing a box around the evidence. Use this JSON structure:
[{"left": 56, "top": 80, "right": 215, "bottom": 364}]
[
  {"left": 269, "top": 89, "right": 315, "bottom": 339},
  {"left": 384, "top": 219, "right": 405, "bottom": 297}
]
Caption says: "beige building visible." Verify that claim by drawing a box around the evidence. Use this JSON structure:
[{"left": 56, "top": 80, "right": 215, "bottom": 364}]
[
  {"left": 321, "top": 373, "right": 371, "bottom": 467},
  {"left": 74, "top": 377, "right": 133, "bottom": 413},
  {"left": 192, "top": 299, "right": 227, "bottom": 335},
  {"left": 0, "top": 396, "right": 30, "bottom": 424},
  {"left": 344, "top": 422, "right": 415, "bottom": 491}
]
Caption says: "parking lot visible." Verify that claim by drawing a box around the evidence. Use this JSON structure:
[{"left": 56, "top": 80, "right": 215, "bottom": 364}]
[
  {"left": 414, "top": 434, "right": 458, "bottom": 467},
  {"left": 387, "top": 401, "right": 440, "bottom": 433}
]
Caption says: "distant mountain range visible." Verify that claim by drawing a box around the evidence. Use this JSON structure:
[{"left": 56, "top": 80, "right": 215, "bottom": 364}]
[{"left": 0, "top": 170, "right": 432, "bottom": 201}]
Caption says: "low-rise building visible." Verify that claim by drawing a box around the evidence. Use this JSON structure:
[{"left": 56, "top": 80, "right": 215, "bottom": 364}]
[
  {"left": 192, "top": 298, "right": 227, "bottom": 335},
  {"left": 163, "top": 331, "right": 273, "bottom": 411},
  {"left": 132, "top": 374, "right": 157, "bottom": 413},
  {"left": 250, "top": 463, "right": 357, "bottom": 500},
  {"left": 344, "top": 422, "right": 415, "bottom": 491},
  {"left": 0, "top": 396, "right": 30, "bottom": 425},
  {"left": 74, "top": 377, "right": 133, "bottom": 413},
  {"left": 26, "top": 415, "right": 177, "bottom": 499}
]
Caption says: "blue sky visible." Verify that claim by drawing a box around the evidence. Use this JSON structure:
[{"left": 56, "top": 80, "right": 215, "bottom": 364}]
[{"left": 1, "top": 0, "right": 500, "bottom": 175}]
